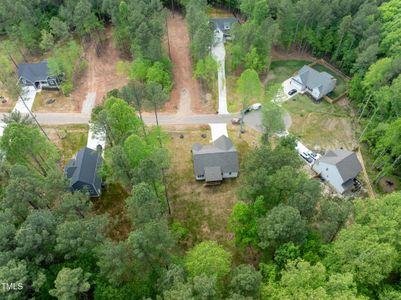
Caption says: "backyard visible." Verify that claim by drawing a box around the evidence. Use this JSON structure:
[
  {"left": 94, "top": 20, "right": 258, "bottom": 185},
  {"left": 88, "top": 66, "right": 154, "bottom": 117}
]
[{"left": 165, "top": 126, "right": 260, "bottom": 256}]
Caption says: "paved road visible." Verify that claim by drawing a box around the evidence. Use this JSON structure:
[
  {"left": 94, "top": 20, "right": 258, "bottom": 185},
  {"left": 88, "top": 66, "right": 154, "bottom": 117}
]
[{"left": 0, "top": 110, "right": 267, "bottom": 132}]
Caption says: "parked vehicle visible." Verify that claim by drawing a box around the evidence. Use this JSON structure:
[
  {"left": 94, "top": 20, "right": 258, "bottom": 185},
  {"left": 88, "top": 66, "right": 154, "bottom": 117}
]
[
  {"left": 288, "top": 89, "right": 297, "bottom": 96},
  {"left": 231, "top": 117, "right": 241, "bottom": 125},
  {"left": 251, "top": 103, "right": 262, "bottom": 110},
  {"left": 299, "top": 153, "right": 313, "bottom": 163}
]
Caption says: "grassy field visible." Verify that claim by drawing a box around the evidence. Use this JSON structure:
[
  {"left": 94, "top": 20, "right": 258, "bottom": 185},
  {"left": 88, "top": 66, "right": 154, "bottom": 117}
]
[
  {"left": 283, "top": 95, "right": 357, "bottom": 151},
  {"left": 165, "top": 126, "right": 260, "bottom": 257}
]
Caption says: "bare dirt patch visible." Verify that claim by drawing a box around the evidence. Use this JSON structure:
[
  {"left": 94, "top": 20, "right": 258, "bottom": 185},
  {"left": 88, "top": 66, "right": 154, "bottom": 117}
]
[
  {"left": 166, "top": 14, "right": 210, "bottom": 113},
  {"left": 72, "top": 27, "right": 129, "bottom": 110}
]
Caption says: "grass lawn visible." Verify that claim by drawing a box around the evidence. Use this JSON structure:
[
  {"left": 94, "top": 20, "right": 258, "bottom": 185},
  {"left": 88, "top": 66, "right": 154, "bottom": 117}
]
[
  {"left": 283, "top": 95, "right": 357, "bottom": 151},
  {"left": 165, "top": 126, "right": 260, "bottom": 258},
  {"left": 268, "top": 60, "right": 312, "bottom": 83},
  {"left": 0, "top": 89, "right": 16, "bottom": 112}
]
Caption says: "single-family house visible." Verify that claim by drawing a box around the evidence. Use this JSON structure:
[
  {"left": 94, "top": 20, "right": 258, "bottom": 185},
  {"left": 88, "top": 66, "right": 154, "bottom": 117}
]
[
  {"left": 64, "top": 147, "right": 103, "bottom": 197},
  {"left": 312, "top": 149, "right": 362, "bottom": 194},
  {"left": 290, "top": 65, "right": 336, "bottom": 100},
  {"left": 18, "top": 61, "right": 60, "bottom": 90},
  {"left": 210, "top": 18, "right": 238, "bottom": 38},
  {"left": 192, "top": 135, "right": 239, "bottom": 183}
]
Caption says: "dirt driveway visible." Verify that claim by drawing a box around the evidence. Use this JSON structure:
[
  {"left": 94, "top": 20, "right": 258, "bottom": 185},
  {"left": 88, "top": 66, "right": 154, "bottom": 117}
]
[
  {"left": 72, "top": 27, "right": 129, "bottom": 111},
  {"left": 166, "top": 14, "right": 202, "bottom": 114}
]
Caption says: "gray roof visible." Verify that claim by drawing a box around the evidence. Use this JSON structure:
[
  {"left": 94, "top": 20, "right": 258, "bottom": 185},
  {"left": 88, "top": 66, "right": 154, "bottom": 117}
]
[
  {"left": 205, "top": 166, "right": 223, "bottom": 182},
  {"left": 192, "top": 135, "right": 239, "bottom": 177},
  {"left": 318, "top": 149, "right": 362, "bottom": 182},
  {"left": 18, "top": 61, "right": 50, "bottom": 83},
  {"left": 292, "top": 65, "right": 335, "bottom": 97},
  {"left": 210, "top": 18, "right": 238, "bottom": 32},
  {"left": 64, "top": 147, "right": 102, "bottom": 197}
]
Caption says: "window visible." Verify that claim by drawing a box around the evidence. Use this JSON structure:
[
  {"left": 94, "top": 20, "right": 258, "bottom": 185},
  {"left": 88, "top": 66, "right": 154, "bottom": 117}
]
[{"left": 228, "top": 172, "right": 231, "bottom": 175}]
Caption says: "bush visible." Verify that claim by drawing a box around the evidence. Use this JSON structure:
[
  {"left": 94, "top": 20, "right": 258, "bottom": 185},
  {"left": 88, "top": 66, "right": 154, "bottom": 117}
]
[{"left": 61, "top": 82, "right": 73, "bottom": 96}]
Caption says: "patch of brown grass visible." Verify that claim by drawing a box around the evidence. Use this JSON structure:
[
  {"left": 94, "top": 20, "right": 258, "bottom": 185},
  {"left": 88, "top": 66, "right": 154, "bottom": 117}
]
[{"left": 33, "top": 90, "right": 79, "bottom": 112}]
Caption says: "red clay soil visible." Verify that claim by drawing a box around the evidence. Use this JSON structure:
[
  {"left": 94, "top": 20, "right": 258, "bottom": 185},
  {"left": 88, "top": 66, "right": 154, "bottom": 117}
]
[
  {"left": 72, "top": 27, "right": 129, "bottom": 111},
  {"left": 164, "top": 14, "right": 202, "bottom": 113}
]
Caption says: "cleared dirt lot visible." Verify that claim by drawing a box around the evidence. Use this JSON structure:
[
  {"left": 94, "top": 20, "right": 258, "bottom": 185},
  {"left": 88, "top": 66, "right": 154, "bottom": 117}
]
[{"left": 166, "top": 14, "right": 214, "bottom": 113}]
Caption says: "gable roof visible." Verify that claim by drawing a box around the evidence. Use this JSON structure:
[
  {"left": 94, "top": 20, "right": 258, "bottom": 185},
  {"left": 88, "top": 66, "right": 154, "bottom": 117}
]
[
  {"left": 18, "top": 61, "right": 49, "bottom": 83},
  {"left": 205, "top": 166, "right": 223, "bottom": 182},
  {"left": 64, "top": 147, "right": 102, "bottom": 196},
  {"left": 293, "top": 65, "right": 335, "bottom": 96},
  {"left": 317, "top": 149, "right": 362, "bottom": 182},
  {"left": 192, "top": 135, "right": 239, "bottom": 176}
]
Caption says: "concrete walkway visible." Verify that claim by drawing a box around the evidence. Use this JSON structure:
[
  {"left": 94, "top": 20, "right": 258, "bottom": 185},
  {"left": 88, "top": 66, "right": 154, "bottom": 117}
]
[{"left": 212, "top": 29, "right": 229, "bottom": 115}]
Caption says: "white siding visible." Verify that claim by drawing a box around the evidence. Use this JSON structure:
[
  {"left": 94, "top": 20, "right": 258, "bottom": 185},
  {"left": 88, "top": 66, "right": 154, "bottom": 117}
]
[
  {"left": 313, "top": 162, "right": 346, "bottom": 193},
  {"left": 223, "top": 172, "right": 238, "bottom": 178}
]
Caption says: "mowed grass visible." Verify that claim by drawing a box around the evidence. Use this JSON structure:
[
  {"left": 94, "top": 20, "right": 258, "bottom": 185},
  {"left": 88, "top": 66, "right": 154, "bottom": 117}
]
[
  {"left": 283, "top": 95, "right": 356, "bottom": 151},
  {"left": 165, "top": 126, "right": 260, "bottom": 254}
]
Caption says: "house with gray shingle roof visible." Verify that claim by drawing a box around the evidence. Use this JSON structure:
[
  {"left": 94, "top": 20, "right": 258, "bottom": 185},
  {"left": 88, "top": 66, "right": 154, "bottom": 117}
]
[
  {"left": 312, "top": 149, "right": 362, "bottom": 194},
  {"left": 210, "top": 18, "right": 238, "bottom": 40},
  {"left": 18, "top": 61, "right": 60, "bottom": 90},
  {"left": 64, "top": 147, "right": 103, "bottom": 197},
  {"left": 192, "top": 135, "right": 239, "bottom": 183},
  {"left": 291, "top": 65, "right": 336, "bottom": 100}
]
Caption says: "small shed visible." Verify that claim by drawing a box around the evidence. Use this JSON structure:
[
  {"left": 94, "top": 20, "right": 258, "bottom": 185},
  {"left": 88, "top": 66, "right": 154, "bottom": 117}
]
[{"left": 64, "top": 147, "right": 103, "bottom": 197}]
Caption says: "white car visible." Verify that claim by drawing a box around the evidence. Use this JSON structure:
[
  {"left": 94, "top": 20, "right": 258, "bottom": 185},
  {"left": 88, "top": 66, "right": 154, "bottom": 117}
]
[{"left": 251, "top": 103, "right": 262, "bottom": 110}]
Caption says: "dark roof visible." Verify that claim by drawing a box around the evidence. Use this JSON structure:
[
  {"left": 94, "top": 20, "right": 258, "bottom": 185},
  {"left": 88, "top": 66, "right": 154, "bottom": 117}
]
[
  {"left": 18, "top": 61, "right": 49, "bottom": 83},
  {"left": 210, "top": 18, "right": 238, "bottom": 32},
  {"left": 318, "top": 149, "right": 362, "bottom": 182},
  {"left": 205, "top": 166, "right": 223, "bottom": 182},
  {"left": 64, "top": 147, "right": 102, "bottom": 197},
  {"left": 192, "top": 135, "right": 239, "bottom": 176}
]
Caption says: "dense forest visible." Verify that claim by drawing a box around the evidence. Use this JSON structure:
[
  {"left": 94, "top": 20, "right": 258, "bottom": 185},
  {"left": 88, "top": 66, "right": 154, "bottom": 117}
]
[{"left": 0, "top": 0, "right": 401, "bottom": 299}]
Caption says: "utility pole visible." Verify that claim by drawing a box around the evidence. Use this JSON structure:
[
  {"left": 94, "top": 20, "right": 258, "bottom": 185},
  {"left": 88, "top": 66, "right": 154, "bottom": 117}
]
[{"left": 16, "top": 88, "right": 51, "bottom": 141}]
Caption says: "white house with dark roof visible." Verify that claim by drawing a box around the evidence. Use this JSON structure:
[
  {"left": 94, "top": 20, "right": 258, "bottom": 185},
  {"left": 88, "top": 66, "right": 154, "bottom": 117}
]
[
  {"left": 291, "top": 65, "right": 336, "bottom": 100},
  {"left": 192, "top": 135, "right": 239, "bottom": 183},
  {"left": 18, "top": 61, "right": 60, "bottom": 90},
  {"left": 312, "top": 149, "right": 362, "bottom": 194}
]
